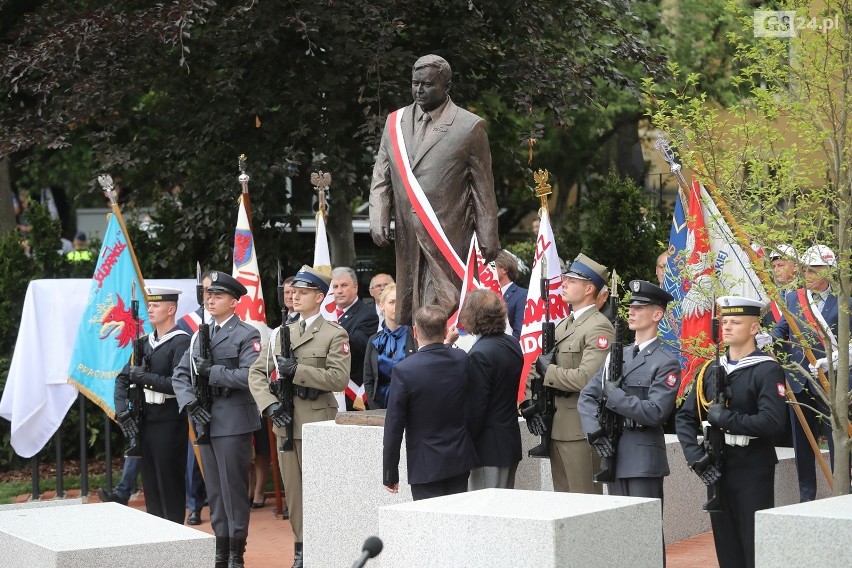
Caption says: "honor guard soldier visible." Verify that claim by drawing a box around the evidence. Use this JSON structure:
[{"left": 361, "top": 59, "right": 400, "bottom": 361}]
[
  {"left": 248, "top": 266, "right": 350, "bottom": 568},
  {"left": 523, "top": 253, "right": 615, "bottom": 494},
  {"left": 677, "top": 296, "right": 787, "bottom": 568},
  {"left": 113, "top": 286, "right": 190, "bottom": 523},
  {"left": 579, "top": 280, "right": 680, "bottom": 500},
  {"left": 173, "top": 271, "right": 262, "bottom": 568}
]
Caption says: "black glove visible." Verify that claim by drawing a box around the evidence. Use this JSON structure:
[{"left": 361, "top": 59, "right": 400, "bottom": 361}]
[
  {"left": 187, "top": 401, "right": 212, "bottom": 426},
  {"left": 692, "top": 455, "right": 722, "bottom": 486},
  {"left": 587, "top": 429, "right": 614, "bottom": 458},
  {"left": 276, "top": 356, "right": 298, "bottom": 381},
  {"left": 115, "top": 410, "right": 139, "bottom": 439},
  {"left": 128, "top": 365, "right": 146, "bottom": 385},
  {"left": 266, "top": 402, "right": 293, "bottom": 428},
  {"left": 603, "top": 377, "right": 623, "bottom": 399},
  {"left": 519, "top": 399, "right": 547, "bottom": 436},
  {"left": 706, "top": 403, "right": 725, "bottom": 426},
  {"left": 194, "top": 357, "right": 212, "bottom": 377},
  {"left": 535, "top": 351, "right": 554, "bottom": 378}
]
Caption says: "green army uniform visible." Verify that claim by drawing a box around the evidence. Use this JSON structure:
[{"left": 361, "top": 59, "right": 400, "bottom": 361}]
[{"left": 248, "top": 316, "right": 350, "bottom": 544}]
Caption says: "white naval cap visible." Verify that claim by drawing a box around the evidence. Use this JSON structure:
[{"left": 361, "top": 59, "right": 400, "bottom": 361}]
[
  {"left": 145, "top": 286, "right": 182, "bottom": 302},
  {"left": 717, "top": 296, "right": 765, "bottom": 317}
]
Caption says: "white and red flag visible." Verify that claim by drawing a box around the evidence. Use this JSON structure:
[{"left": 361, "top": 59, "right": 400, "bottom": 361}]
[
  {"left": 232, "top": 194, "right": 269, "bottom": 343},
  {"left": 516, "top": 210, "right": 570, "bottom": 400}
]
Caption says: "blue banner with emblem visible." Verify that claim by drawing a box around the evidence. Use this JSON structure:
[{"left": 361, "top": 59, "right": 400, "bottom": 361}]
[
  {"left": 660, "top": 190, "right": 686, "bottom": 365},
  {"left": 67, "top": 213, "right": 150, "bottom": 417}
]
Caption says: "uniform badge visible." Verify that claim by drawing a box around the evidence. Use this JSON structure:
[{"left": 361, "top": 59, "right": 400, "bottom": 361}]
[
  {"left": 342, "top": 342, "right": 350, "bottom": 355},
  {"left": 777, "top": 383, "right": 786, "bottom": 397},
  {"left": 211, "top": 271, "right": 219, "bottom": 282},
  {"left": 632, "top": 281, "right": 641, "bottom": 293},
  {"left": 665, "top": 373, "right": 677, "bottom": 387},
  {"left": 253, "top": 340, "right": 261, "bottom": 353},
  {"left": 597, "top": 336, "right": 609, "bottom": 349}
]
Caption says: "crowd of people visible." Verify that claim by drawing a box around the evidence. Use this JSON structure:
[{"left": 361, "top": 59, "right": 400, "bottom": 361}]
[{"left": 99, "top": 239, "right": 850, "bottom": 568}]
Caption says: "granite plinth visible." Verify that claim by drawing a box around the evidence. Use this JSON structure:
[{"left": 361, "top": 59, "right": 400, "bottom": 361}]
[
  {"left": 334, "top": 409, "right": 387, "bottom": 426},
  {"left": 0, "top": 498, "right": 82, "bottom": 511},
  {"left": 377, "top": 488, "right": 662, "bottom": 568},
  {"left": 0, "top": 502, "right": 213, "bottom": 568},
  {"left": 755, "top": 494, "right": 852, "bottom": 568}
]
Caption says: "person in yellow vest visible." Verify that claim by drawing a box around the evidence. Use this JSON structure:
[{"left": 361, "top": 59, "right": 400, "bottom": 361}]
[
  {"left": 66, "top": 231, "right": 94, "bottom": 262},
  {"left": 248, "top": 265, "right": 350, "bottom": 568}
]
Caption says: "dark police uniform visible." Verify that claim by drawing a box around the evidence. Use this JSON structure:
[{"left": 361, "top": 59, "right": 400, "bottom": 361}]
[
  {"left": 677, "top": 297, "right": 787, "bottom": 568},
  {"left": 115, "top": 324, "right": 190, "bottom": 523},
  {"left": 579, "top": 280, "right": 680, "bottom": 499},
  {"left": 172, "top": 272, "right": 261, "bottom": 567},
  {"left": 247, "top": 266, "right": 350, "bottom": 568}
]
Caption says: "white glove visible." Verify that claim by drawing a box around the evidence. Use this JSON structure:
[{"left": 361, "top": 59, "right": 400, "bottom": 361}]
[
  {"left": 808, "top": 351, "right": 838, "bottom": 375},
  {"left": 755, "top": 331, "right": 773, "bottom": 350}
]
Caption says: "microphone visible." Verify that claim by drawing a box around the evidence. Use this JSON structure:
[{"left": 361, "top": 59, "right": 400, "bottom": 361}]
[{"left": 351, "top": 536, "right": 383, "bottom": 568}]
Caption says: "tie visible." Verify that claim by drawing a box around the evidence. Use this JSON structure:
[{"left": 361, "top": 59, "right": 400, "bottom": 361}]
[
  {"left": 336, "top": 308, "right": 344, "bottom": 319},
  {"left": 299, "top": 320, "right": 306, "bottom": 335},
  {"left": 211, "top": 324, "right": 220, "bottom": 339},
  {"left": 412, "top": 113, "right": 432, "bottom": 155},
  {"left": 633, "top": 345, "right": 640, "bottom": 360}
]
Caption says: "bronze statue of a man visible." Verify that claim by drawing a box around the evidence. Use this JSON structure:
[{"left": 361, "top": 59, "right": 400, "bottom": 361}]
[{"left": 369, "top": 54, "right": 500, "bottom": 325}]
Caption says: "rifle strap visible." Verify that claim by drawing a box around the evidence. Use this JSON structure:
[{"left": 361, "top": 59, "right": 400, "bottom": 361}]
[{"left": 694, "top": 359, "right": 716, "bottom": 421}]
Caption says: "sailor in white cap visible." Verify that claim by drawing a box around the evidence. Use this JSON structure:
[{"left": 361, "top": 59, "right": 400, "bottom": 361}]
[
  {"left": 677, "top": 295, "right": 787, "bottom": 568},
  {"left": 111, "top": 286, "right": 190, "bottom": 523},
  {"left": 771, "top": 243, "right": 852, "bottom": 503}
]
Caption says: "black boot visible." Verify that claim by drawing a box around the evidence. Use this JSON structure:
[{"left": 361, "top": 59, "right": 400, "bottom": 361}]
[
  {"left": 214, "top": 536, "right": 230, "bottom": 568},
  {"left": 292, "top": 542, "right": 303, "bottom": 568},
  {"left": 228, "top": 538, "right": 246, "bottom": 568}
]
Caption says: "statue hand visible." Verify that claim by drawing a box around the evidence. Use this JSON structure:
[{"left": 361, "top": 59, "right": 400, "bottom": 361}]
[{"left": 371, "top": 225, "right": 390, "bottom": 247}]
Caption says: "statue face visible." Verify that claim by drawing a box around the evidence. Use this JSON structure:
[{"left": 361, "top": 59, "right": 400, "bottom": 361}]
[{"left": 411, "top": 66, "right": 447, "bottom": 112}]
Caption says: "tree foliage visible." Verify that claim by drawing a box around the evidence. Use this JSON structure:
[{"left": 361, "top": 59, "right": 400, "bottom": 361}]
[{"left": 645, "top": 0, "right": 852, "bottom": 494}]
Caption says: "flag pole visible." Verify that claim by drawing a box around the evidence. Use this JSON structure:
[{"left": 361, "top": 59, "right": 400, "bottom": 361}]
[
  {"left": 97, "top": 174, "right": 148, "bottom": 301},
  {"left": 310, "top": 171, "right": 333, "bottom": 277},
  {"left": 657, "top": 140, "right": 838, "bottom": 487}
]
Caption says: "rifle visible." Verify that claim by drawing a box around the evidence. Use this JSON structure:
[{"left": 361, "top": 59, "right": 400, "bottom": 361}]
[
  {"left": 270, "top": 323, "right": 296, "bottom": 452},
  {"left": 194, "top": 262, "right": 212, "bottom": 445},
  {"left": 527, "top": 256, "right": 556, "bottom": 458},
  {"left": 594, "top": 271, "right": 622, "bottom": 483},
  {"left": 124, "top": 282, "right": 144, "bottom": 458},
  {"left": 700, "top": 300, "right": 726, "bottom": 512}
]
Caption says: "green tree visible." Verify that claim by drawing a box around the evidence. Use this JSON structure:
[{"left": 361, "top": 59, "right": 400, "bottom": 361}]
[{"left": 646, "top": 0, "right": 852, "bottom": 495}]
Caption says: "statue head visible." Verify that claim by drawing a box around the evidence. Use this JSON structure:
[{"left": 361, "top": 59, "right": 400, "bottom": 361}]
[{"left": 411, "top": 54, "right": 452, "bottom": 112}]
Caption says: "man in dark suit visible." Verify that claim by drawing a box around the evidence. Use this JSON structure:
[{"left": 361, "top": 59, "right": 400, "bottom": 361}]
[
  {"left": 495, "top": 251, "right": 527, "bottom": 339},
  {"left": 460, "top": 290, "right": 524, "bottom": 489},
  {"left": 369, "top": 54, "right": 500, "bottom": 325},
  {"left": 173, "top": 271, "right": 261, "bottom": 568},
  {"left": 771, "top": 244, "right": 852, "bottom": 502},
  {"left": 383, "top": 305, "right": 478, "bottom": 500},
  {"left": 331, "top": 266, "right": 379, "bottom": 411}
]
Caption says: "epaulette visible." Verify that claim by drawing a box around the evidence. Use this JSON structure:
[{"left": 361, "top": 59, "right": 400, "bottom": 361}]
[{"left": 326, "top": 320, "right": 345, "bottom": 330}]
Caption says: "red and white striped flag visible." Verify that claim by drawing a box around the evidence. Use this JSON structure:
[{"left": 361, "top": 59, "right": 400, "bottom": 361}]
[{"left": 517, "top": 210, "right": 570, "bottom": 400}]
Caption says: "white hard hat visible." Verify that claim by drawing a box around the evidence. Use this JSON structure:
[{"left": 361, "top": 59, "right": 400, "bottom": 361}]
[
  {"left": 769, "top": 244, "right": 796, "bottom": 261},
  {"left": 801, "top": 244, "right": 836, "bottom": 267}
]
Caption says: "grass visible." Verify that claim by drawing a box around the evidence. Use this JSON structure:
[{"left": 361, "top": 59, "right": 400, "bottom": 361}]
[{"left": 0, "top": 470, "right": 123, "bottom": 505}]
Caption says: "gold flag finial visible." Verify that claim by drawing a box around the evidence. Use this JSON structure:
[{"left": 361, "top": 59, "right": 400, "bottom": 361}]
[
  {"left": 533, "top": 169, "right": 552, "bottom": 215},
  {"left": 310, "top": 170, "right": 332, "bottom": 218}
]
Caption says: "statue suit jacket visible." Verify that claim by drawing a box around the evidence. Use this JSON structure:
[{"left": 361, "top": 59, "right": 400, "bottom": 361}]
[
  {"left": 248, "top": 318, "right": 350, "bottom": 441},
  {"left": 338, "top": 299, "right": 379, "bottom": 387},
  {"left": 383, "top": 343, "right": 478, "bottom": 486},
  {"left": 172, "top": 315, "right": 262, "bottom": 438},
  {"left": 369, "top": 100, "right": 499, "bottom": 325},
  {"left": 578, "top": 338, "right": 680, "bottom": 478},
  {"left": 503, "top": 283, "right": 527, "bottom": 339},
  {"left": 466, "top": 333, "right": 524, "bottom": 467}
]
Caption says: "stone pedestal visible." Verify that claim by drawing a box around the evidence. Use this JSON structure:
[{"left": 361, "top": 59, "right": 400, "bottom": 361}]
[
  {"left": 755, "top": 494, "right": 852, "bottom": 568},
  {"left": 0, "top": 502, "right": 213, "bottom": 568},
  {"left": 377, "top": 488, "right": 662, "bottom": 568}
]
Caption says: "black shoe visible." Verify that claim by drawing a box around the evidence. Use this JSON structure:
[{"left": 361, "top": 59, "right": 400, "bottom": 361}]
[
  {"left": 228, "top": 537, "right": 246, "bottom": 568},
  {"left": 292, "top": 542, "right": 303, "bottom": 568},
  {"left": 187, "top": 510, "right": 202, "bottom": 525},
  {"left": 280, "top": 505, "right": 290, "bottom": 519},
  {"left": 214, "top": 536, "right": 230, "bottom": 568},
  {"left": 97, "top": 488, "right": 128, "bottom": 506}
]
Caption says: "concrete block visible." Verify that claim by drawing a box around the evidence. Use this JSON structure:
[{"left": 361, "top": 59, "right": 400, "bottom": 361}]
[
  {"left": 755, "top": 494, "right": 852, "bottom": 568},
  {"left": 377, "top": 488, "right": 662, "bottom": 568},
  {"left": 0, "top": 502, "right": 213, "bottom": 568},
  {"left": 0, "top": 498, "right": 82, "bottom": 511}
]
